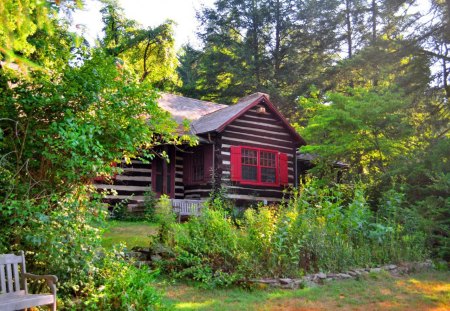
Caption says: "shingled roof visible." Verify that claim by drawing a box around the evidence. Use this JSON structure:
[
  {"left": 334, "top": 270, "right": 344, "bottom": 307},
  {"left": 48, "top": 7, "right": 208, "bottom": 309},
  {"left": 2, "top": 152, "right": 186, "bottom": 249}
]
[{"left": 157, "top": 93, "right": 226, "bottom": 124}]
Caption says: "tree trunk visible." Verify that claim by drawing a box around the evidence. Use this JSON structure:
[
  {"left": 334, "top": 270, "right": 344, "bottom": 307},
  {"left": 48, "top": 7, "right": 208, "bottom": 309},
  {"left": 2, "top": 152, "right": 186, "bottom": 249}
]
[{"left": 345, "top": 0, "right": 353, "bottom": 59}]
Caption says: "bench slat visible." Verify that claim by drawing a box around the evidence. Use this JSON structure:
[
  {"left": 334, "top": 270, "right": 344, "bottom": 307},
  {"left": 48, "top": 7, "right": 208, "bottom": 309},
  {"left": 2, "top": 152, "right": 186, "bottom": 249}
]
[
  {"left": 0, "top": 293, "right": 54, "bottom": 311},
  {"left": 0, "top": 265, "right": 5, "bottom": 294},
  {"left": 5, "top": 264, "right": 12, "bottom": 293},
  {"left": 0, "top": 255, "right": 21, "bottom": 265},
  {"left": 12, "top": 263, "right": 20, "bottom": 292}
]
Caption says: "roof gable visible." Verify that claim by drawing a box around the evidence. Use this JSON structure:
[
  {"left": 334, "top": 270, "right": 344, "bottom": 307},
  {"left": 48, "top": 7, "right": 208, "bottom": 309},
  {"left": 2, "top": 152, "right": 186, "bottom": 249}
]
[{"left": 191, "top": 92, "right": 305, "bottom": 145}]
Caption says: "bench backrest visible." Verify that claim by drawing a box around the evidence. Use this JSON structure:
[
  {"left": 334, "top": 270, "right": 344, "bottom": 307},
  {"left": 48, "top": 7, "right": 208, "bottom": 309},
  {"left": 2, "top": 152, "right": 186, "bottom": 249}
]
[{"left": 0, "top": 251, "right": 27, "bottom": 295}]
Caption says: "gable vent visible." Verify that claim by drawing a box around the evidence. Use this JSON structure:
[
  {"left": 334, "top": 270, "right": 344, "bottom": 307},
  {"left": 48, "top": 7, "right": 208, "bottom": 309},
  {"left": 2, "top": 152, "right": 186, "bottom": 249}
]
[{"left": 256, "top": 105, "right": 266, "bottom": 114}]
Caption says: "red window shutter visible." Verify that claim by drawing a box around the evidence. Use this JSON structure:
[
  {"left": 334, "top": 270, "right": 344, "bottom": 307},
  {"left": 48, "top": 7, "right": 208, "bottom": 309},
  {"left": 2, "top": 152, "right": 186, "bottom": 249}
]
[
  {"left": 230, "top": 146, "right": 242, "bottom": 181},
  {"left": 279, "top": 153, "right": 289, "bottom": 185}
]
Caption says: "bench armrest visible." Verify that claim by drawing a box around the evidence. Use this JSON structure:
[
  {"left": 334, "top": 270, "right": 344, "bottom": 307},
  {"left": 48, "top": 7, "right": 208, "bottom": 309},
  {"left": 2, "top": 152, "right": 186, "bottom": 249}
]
[{"left": 23, "top": 273, "right": 58, "bottom": 295}]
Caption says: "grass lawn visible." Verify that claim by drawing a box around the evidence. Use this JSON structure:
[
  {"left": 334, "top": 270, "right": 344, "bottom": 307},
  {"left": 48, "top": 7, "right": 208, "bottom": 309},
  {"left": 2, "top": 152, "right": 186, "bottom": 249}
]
[
  {"left": 162, "top": 271, "right": 450, "bottom": 310},
  {"left": 101, "top": 220, "right": 158, "bottom": 249}
]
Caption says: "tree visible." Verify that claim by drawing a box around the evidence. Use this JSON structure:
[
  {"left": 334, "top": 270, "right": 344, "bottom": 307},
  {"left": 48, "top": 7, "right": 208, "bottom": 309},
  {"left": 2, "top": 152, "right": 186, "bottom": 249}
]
[
  {"left": 100, "top": 0, "right": 179, "bottom": 88},
  {"left": 298, "top": 87, "right": 415, "bottom": 179},
  {"left": 0, "top": 1, "right": 178, "bottom": 303},
  {"left": 177, "top": 0, "right": 341, "bottom": 111}
]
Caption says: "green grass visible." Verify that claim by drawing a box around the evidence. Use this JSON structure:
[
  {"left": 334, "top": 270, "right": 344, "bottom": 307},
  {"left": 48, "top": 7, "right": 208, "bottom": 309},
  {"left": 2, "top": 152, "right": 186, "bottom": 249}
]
[
  {"left": 101, "top": 220, "right": 158, "bottom": 249},
  {"left": 162, "top": 271, "right": 450, "bottom": 310}
]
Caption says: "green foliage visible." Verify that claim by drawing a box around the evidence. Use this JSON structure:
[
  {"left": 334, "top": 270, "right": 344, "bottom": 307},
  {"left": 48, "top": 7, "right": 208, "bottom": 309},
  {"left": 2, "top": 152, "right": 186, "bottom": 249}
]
[
  {"left": 154, "top": 196, "right": 177, "bottom": 244},
  {"left": 298, "top": 86, "right": 415, "bottom": 180},
  {"left": 143, "top": 189, "right": 158, "bottom": 222},
  {"left": 160, "top": 180, "right": 428, "bottom": 287},
  {"left": 0, "top": 2, "right": 180, "bottom": 306},
  {"left": 82, "top": 253, "right": 165, "bottom": 310},
  {"left": 164, "top": 208, "right": 241, "bottom": 287},
  {"left": 100, "top": 1, "right": 178, "bottom": 88},
  {"left": 178, "top": 0, "right": 341, "bottom": 108}
]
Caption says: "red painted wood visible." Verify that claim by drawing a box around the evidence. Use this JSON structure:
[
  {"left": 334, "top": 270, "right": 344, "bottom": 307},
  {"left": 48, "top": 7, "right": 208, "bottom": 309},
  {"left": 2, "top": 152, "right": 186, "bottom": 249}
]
[
  {"left": 279, "top": 152, "right": 289, "bottom": 185},
  {"left": 230, "top": 145, "right": 242, "bottom": 181}
]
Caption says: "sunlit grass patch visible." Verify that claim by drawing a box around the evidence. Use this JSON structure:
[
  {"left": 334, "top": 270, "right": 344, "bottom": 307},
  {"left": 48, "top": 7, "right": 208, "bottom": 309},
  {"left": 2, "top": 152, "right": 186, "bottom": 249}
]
[
  {"left": 163, "top": 271, "right": 450, "bottom": 310},
  {"left": 101, "top": 220, "right": 158, "bottom": 249}
]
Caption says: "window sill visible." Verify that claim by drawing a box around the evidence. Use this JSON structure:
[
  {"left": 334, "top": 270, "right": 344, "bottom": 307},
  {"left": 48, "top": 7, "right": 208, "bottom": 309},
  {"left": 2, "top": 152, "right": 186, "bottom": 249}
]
[{"left": 238, "top": 180, "right": 280, "bottom": 187}]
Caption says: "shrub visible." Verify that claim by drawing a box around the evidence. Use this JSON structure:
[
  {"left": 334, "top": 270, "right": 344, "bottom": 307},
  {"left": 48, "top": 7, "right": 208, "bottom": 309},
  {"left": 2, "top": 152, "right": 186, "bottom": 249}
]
[
  {"left": 154, "top": 195, "right": 177, "bottom": 244},
  {"left": 161, "top": 179, "right": 429, "bottom": 286},
  {"left": 143, "top": 189, "right": 158, "bottom": 221},
  {"left": 83, "top": 252, "right": 166, "bottom": 310},
  {"left": 162, "top": 208, "right": 241, "bottom": 287}
]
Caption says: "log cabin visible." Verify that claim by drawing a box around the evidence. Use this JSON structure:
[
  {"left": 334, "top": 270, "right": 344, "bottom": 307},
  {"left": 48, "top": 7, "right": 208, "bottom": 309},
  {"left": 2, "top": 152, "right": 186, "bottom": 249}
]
[{"left": 94, "top": 92, "right": 306, "bottom": 209}]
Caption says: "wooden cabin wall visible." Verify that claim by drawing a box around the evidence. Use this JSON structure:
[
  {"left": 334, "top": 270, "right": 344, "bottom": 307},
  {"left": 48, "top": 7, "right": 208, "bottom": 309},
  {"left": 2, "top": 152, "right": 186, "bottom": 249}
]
[
  {"left": 94, "top": 147, "right": 185, "bottom": 208},
  {"left": 94, "top": 159, "right": 152, "bottom": 207},
  {"left": 174, "top": 154, "right": 184, "bottom": 199},
  {"left": 215, "top": 102, "right": 297, "bottom": 206}
]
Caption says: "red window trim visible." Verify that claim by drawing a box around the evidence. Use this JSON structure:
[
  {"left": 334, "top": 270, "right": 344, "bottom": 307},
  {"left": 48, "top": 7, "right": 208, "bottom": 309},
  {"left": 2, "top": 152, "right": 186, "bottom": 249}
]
[
  {"left": 241, "top": 147, "right": 278, "bottom": 186},
  {"left": 231, "top": 146, "right": 288, "bottom": 187}
]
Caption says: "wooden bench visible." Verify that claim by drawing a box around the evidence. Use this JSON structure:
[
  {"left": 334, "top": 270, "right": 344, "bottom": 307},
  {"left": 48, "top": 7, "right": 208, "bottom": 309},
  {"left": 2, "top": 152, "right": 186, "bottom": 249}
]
[
  {"left": 171, "top": 199, "right": 205, "bottom": 221},
  {"left": 0, "top": 251, "right": 57, "bottom": 311}
]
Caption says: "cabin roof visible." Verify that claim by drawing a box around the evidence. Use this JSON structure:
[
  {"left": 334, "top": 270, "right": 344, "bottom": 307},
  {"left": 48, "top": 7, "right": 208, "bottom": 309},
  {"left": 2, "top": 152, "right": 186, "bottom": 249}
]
[
  {"left": 157, "top": 93, "right": 227, "bottom": 124},
  {"left": 157, "top": 92, "right": 306, "bottom": 145}
]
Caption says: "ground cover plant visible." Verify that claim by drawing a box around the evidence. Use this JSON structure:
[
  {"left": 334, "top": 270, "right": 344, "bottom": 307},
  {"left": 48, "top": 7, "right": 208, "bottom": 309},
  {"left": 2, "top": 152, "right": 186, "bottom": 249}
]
[{"left": 158, "top": 180, "right": 429, "bottom": 287}]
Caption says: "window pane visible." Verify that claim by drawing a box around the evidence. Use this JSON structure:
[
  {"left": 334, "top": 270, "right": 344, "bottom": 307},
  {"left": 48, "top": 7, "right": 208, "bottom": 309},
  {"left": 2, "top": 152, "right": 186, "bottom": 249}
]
[
  {"left": 261, "top": 167, "right": 276, "bottom": 183},
  {"left": 193, "top": 151, "right": 204, "bottom": 182},
  {"left": 242, "top": 149, "right": 257, "bottom": 165},
  {"left": 260, "top": 151, "right": 275, "bottom": 167},
  {"left": 155, "top": 174, "right": 163, "bottom": 192},
  {"left": 242, "top": 165, "right": 257, "bottom": 181}
]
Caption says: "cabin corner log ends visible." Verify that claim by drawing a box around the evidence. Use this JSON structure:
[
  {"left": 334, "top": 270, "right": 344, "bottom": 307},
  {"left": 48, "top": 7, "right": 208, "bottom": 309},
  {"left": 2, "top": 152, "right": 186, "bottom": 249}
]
[{"left": 0, "top": 251, "right": 58, "bottom": 311}]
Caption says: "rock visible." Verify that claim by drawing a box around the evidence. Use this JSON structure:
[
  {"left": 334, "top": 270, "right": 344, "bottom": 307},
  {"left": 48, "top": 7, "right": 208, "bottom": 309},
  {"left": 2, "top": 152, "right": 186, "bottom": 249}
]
[
  {"left": 337, "top": 273, "right": 352, "bottom": 279},
  {"left": 279, "top": 278, "right": 293, "bottom": 285},
  {"left": 150, "top": 254, "right": 162, "bottom": 262},
  {"left": 151, "top": 244, "right": 172, "bottom": 256},
  {"left": 348, "top": 271, "right": 358, "bottom": 277},
  {"left": 257, "top": 279, "right": 279, "bottom": 284},
  {"left": 134, "top": 261, "right": 151, "bottom": 268},
  {"left": 317, "top": 272, "right": 327, "bottom": 279},
  {"left": 326, "top": 273, "right": 337, "bottom": 279},
  {"left": 388, "top": 264, "right": 397, "bottom": 270},
  {"left": 370, "top": 268, "right": 381, "bottom": 273}
]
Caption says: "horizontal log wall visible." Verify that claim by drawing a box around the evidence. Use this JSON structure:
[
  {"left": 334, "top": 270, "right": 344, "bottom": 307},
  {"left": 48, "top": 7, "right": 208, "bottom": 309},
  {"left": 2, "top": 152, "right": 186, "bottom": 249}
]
[
  {"left": 93, "top": 147, "right": 185, "bottom": 207},
  {"left": 217, "top": 103, "right": 297, "bottom": 206},
  {"left": 94, "top": 159, "right": 153, "bottom": 207}
]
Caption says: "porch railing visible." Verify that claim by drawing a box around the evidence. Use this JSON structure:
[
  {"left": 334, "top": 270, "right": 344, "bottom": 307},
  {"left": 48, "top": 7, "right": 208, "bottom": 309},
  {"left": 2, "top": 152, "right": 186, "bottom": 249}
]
[{"left": 170, "top": 199, "right": 206, "bottom": 221}]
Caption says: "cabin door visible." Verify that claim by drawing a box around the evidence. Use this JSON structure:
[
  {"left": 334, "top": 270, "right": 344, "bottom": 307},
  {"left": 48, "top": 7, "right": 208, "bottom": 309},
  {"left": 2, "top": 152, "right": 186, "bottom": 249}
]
[{"left": 152, "top": 148, "right": 174, "bottom": 198}]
